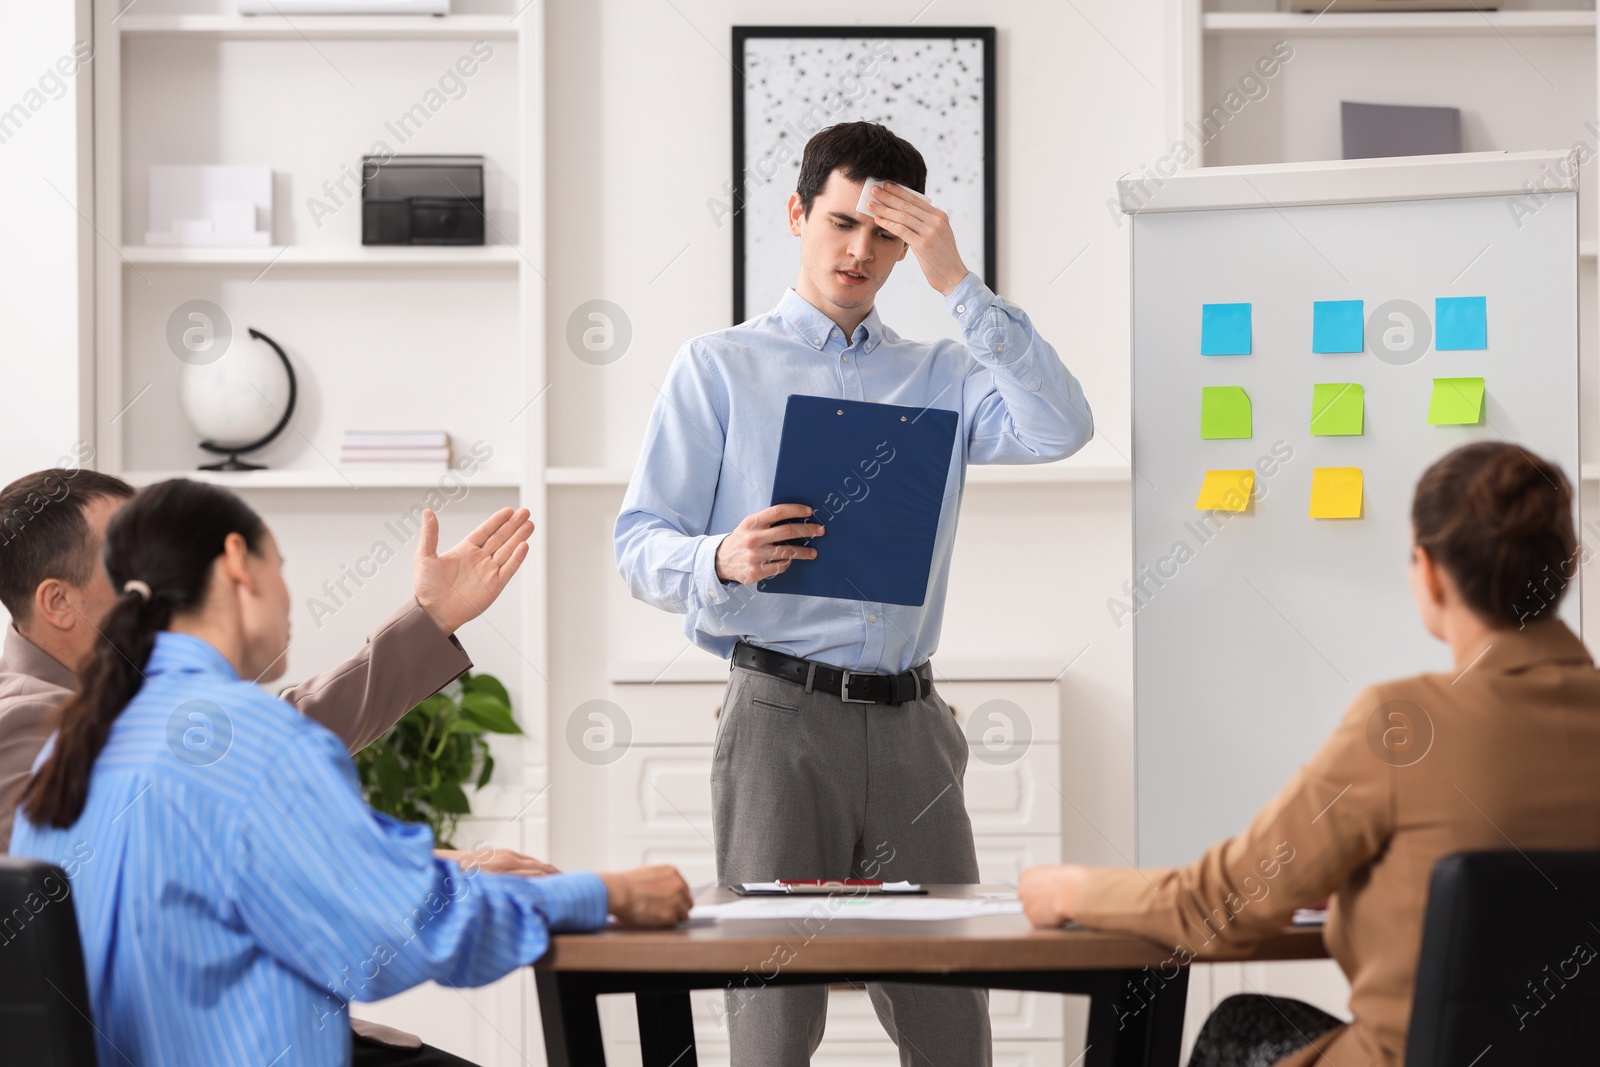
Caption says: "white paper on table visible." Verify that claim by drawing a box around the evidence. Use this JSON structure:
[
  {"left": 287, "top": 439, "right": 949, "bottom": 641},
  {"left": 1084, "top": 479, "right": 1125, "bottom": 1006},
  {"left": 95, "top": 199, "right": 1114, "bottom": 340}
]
[
  {"left": 690, "top": 897, "right": 1023, "bottom": 922},
  {"left": 735, "top": 881, "right": 924, "bottom": 894}
]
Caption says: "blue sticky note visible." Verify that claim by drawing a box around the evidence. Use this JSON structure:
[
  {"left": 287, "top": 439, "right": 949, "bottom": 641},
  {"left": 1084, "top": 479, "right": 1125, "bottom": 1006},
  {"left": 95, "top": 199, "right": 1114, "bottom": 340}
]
[
  {"left": 1436, "top": 296, "right": 1487, "bottom": 351},
  {"left": 1312, "top": 300, "right": 1364, "bottom": 353},
  {"left": 1201, "top": 303, "right": 1252, "bottom": 356}
]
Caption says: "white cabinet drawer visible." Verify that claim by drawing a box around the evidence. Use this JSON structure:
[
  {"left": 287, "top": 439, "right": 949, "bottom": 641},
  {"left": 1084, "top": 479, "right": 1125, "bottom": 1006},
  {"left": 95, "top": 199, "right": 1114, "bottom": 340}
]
[
  {"left": 600, "top": 683, "right": 726, "bottom": 745},
  {"left": 965, "top": 742, "right": 1061, "bottom": 836},
  {"left": 939, "top": 680, "right": 1062, "bottom": 744},
  {"left": 600, "top": 742, "right": 1061, "bottom": 843},
  {"left": 607, "top": 746, "right": 716, "bottom": 840},
  {"left": 974, "top": 835, "right": 1063, "bottom": 885}
]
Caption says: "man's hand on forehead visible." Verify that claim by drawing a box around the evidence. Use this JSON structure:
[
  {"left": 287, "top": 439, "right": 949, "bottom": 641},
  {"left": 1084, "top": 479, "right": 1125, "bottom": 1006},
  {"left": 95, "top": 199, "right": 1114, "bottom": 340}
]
[
  {"left": 856, "top": 176, "right": 932, "bottom": 218},
  {"left": 859, "top": 180, "right": 970, "bottom": 297}
]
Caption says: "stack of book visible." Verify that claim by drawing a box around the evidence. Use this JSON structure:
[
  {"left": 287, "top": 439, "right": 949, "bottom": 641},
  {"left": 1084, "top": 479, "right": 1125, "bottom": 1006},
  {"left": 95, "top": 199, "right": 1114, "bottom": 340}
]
[{"left": 340, "top": 430, "right": 451, "bottom": 471}]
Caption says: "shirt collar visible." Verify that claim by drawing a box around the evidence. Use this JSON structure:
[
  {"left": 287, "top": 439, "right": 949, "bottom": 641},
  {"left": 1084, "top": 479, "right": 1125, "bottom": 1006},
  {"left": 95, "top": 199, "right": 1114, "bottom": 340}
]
[
  {"left": 2, "top": 624, "right": 78, "bottom": 692},
  {"left": 1466, "top": 619, "right": 1592, "bottom": 677},
  {"left": 776, "top": 288, "right": 886, "bottom": 352},
  {"left": 146, "top": 632, "right": 242, "bottom": 681}
]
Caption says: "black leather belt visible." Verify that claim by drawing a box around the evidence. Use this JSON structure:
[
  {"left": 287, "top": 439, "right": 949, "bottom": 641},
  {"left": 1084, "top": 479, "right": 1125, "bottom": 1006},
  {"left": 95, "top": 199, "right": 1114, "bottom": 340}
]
[{"left": 731, "top": 641, "right": 931, "bottom": 706}]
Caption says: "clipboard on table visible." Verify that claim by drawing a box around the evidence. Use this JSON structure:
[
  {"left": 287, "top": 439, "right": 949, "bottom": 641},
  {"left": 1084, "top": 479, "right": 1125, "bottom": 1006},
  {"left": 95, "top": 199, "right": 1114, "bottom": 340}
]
[{"left": 758, "top": 395, "right": 959, "bottom": 607}]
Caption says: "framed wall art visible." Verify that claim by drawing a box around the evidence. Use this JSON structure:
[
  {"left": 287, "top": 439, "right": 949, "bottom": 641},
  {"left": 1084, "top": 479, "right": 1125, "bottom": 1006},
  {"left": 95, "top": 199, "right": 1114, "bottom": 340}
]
[{"left": 731, "top": 26, "right": 996, "bottom": 338}]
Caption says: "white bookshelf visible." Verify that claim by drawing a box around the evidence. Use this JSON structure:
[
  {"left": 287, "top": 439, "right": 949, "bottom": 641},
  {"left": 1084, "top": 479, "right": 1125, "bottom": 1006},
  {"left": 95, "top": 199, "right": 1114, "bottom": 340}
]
[
  {"left": 89, "top": 3, "right": 547, "bottom": 1062},
  {"left": 1202, "top": 10, "right": 1597, "bottom": 36},
  {"left": 119, "top": 244, "right": 525, "bottom": 268},
  {"left": 115, "top": 14, "right": 520, "bottom": 39},
  {"left": 122, "top": 467, "right": 525, "bottom": 489}
]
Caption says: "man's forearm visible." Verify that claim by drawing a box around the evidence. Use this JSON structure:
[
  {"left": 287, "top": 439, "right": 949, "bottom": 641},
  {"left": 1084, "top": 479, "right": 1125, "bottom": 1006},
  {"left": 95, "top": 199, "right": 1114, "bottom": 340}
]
[
  {"left": 950, "top": 274, "right": 1094, "bottom": 460},
  {"left": 282, "top": 599, "right": 472, "bottom": 753},
  {"left": 614, "top": 513, "right": 731, "bottom": 615}
]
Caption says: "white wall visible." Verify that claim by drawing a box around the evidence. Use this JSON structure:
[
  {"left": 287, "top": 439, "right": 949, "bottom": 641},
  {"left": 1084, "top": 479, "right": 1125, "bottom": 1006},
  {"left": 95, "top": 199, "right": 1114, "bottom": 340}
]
[{"left": 0, "top": 0, "right": 94, "bottom": 631}]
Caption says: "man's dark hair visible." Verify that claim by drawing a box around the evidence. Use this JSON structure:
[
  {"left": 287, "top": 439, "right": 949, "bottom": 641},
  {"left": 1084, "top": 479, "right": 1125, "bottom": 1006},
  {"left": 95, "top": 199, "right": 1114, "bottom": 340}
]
[
  {"left": 796, "top": 121, "right": 927, "bottom": 218},
  {"left": 0, "top": 469, "right": 134, "bottom": 622}
]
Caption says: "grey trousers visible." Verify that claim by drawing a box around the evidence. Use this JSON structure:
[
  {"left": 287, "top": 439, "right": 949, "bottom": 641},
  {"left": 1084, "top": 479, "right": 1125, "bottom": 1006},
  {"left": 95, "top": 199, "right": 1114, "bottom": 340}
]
[{"left": 711, "top": 662, "right": 992, "bottom": 1067}]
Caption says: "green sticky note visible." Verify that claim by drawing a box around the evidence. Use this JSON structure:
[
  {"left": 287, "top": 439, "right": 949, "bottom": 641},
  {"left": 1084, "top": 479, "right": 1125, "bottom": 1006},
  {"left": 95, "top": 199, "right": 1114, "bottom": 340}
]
[
  {"left": 1310, "top": 383, "right": 1364, "bottom": 436},
  {"left": 1429, "top": 377, "right": 1485, "bottom": 426},
  {"left": 1201, "top": 386, "right": 1252, "bottom": 440}
]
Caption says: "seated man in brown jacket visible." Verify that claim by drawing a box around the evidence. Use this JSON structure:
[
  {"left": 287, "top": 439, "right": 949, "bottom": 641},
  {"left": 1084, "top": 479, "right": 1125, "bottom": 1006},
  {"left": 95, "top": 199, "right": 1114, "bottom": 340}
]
[
  {"left": 0, "top": 467, "right": 549, "bottom": 1065},
  {"left": 1019, "top": 441, "right": 1600, "bottom": 1067}
]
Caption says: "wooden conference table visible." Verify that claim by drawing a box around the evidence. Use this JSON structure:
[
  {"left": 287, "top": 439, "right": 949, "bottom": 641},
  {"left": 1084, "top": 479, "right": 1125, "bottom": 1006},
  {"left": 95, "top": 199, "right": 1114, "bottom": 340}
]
[{"left": 535, "top": 884, "right": 1328, "bottom": 1067}]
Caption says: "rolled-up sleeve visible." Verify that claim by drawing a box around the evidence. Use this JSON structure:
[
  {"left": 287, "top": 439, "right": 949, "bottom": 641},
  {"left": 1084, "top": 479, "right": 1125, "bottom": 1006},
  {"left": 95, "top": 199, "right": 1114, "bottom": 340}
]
[{"left": 948, "top": 272, "right": 1094, "bottom": 465}]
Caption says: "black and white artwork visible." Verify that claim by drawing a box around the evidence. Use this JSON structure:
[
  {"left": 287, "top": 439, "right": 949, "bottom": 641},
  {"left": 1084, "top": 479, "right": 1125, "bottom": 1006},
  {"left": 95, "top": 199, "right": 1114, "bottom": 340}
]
[{"left": 732, "top": 27, "right": 996, "bottom": 337}]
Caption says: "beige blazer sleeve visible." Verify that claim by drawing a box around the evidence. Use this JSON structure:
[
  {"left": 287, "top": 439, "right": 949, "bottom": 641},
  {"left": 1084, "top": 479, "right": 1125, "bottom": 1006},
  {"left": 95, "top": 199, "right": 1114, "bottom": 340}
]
[
  {"left": 1075, "top": 685, "right": 1395, "bottom": 957},
  {"left": 280, "top": 599, "right": 473, "bottom": 755},
  {"left": 0, "top": 693, "right": 64, "bottom": 852}
]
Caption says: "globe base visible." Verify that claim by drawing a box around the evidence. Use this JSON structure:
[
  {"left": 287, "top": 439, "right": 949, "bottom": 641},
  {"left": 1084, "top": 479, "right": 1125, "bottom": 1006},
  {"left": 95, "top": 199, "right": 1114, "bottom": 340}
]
[{"left": 198, "top": 452, "right": 267, "bottom": 472}]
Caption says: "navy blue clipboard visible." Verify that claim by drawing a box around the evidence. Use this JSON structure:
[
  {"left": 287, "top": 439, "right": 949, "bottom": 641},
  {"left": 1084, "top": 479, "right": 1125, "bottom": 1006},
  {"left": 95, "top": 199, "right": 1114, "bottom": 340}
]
[{"left": 758, "top": 395, "right": 959, "bottom": 607}]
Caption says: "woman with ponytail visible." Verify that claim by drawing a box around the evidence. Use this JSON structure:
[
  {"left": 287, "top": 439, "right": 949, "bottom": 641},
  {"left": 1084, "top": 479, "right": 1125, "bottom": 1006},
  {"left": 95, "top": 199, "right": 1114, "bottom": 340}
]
[
  {"left": 1019, "top": 443, "right": 1600, "bottom": 1067},
  {"left": 12, "top": 479, "right": 691, "bottom": 1067}
]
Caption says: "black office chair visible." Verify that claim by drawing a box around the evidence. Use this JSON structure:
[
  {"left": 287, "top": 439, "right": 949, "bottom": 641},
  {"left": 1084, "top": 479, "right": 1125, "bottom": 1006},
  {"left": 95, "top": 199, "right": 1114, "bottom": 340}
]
[
  {"left": 0, "top": 857, "right": 97, "bottom": 1066},
  {"left": 1406, "top": 850, "right": 1600, "bottom": 1066}
]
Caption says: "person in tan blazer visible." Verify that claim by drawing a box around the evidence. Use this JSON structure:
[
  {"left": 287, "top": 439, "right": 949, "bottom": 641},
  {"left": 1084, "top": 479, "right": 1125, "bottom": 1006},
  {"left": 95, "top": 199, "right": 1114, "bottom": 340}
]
[
  {"left": 0, "top": 467, "right": 551, "bottom": 1065},
  {"left": 1019, "top": 441, "right": 1600, "bottom": 1067}
]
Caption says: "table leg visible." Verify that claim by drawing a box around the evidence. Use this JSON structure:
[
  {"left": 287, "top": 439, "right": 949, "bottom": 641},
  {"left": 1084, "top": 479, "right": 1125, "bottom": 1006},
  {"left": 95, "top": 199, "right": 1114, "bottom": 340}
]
[
  {"left": 636, "top": 990, "right": 698, "bottom": 1067},
  {"left": 1083, "top": 966, "right": 1191, "bottom": 1067},
  {"left": 535, "top": 970, "right": 607, "bottom": 1067}
]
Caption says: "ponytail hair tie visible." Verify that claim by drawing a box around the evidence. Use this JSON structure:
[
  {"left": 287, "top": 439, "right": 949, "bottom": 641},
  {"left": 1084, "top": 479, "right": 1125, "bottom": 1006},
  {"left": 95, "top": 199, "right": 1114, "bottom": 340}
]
[{"left": 122, "top": 580, "right": 152, "bottom": 602}]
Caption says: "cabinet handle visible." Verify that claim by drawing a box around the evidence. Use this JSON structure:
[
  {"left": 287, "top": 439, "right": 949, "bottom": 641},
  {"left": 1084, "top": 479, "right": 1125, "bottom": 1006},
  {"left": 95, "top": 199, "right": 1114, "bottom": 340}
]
[{"left": 714, "top": 705, "right": 722, "bottom": 719}]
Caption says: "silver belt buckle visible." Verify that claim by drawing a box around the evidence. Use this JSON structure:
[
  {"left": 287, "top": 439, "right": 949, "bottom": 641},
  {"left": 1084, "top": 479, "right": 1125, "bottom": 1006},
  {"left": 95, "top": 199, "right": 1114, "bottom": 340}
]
[{"left": 839, "top": 669, "right": 874, "bottom": 704}]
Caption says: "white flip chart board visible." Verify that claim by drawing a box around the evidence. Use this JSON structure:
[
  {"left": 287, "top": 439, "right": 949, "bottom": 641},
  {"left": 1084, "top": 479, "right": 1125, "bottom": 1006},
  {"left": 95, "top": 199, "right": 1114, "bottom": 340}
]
[{"left": 1122, "top": 151, "right": 1581, "bottom": 867}]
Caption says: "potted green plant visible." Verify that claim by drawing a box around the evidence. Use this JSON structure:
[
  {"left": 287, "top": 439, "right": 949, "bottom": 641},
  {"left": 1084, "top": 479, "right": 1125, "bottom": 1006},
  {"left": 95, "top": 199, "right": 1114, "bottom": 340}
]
[{"left": 353, "top": 670, "right": 522, "bottom": 849}]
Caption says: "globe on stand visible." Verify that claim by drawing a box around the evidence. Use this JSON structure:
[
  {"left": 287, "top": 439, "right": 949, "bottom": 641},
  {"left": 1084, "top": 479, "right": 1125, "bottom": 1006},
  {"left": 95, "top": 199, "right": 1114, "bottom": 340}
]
[{"left": 178, "top": 327, "right": 298, "bottom": 471}]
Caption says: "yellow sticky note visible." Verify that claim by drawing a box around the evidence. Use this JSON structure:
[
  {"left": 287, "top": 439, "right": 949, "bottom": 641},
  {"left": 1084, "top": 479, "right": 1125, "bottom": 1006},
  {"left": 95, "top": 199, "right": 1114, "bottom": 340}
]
[
  {"left": 1196, "top": 469, "right": 1255, "bottom": 512},
  {"left": 1310, "top": 467, "right": 1363, "bottom": 519}
]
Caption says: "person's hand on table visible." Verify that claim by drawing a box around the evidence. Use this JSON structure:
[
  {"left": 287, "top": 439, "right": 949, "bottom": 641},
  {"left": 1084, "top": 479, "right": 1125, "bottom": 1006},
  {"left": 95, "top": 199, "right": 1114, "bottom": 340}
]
[
  {"left": 866, "top": 182, "right": 970, "bottom": 298},
  {"left": 414, "top": 506, "right": 535, "bottom": 636},
  {"left": 435, "top": 846, "right": 560, "bottom": 877},
  {"left": 1019, "top": 864, "right": 1092, "bottom": 928},
  {"left": 715, "top": 504, "right": 825, "bottom": 584},
  {"left": 599, "top": 865, "right": 694, "bottom": 927}
]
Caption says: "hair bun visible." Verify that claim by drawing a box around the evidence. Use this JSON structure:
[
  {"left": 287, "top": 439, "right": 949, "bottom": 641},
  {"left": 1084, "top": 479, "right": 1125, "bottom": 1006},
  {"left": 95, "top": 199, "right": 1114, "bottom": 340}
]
[{"left": 1466, "top": 447, "right": 1569, "bottom": 540}]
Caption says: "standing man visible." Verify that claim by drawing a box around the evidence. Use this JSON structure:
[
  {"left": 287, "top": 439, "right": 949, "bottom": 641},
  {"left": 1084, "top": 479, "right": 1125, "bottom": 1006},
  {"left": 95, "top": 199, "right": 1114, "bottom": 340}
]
[{"left": 615, "top": 121, "right": 1093, "bottom": 1066}]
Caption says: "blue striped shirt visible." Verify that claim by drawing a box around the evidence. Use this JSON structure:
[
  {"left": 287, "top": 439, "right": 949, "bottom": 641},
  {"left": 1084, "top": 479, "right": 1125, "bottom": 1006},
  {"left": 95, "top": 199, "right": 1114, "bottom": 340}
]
[
  {"left": 615, "top": 273, "right": 1094, "bottom": 674},
  {"left": 11, "top": 632, "right": 607, "bottom": 1067}
]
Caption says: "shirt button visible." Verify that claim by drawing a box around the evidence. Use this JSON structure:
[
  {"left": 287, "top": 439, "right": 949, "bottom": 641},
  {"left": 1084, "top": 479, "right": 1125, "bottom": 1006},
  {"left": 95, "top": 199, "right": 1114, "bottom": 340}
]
[
  {"left": 842, "top": 355, "right": 849, "bottom": 362},
  {"left": 955, "top": 304, "right": 966, "bottom": 314},
  {"left": 868, "top": 613, "right": 878, "bottom": 623},
  {"left": 813, "top": 338, "right": 822, "bottom": 348}
]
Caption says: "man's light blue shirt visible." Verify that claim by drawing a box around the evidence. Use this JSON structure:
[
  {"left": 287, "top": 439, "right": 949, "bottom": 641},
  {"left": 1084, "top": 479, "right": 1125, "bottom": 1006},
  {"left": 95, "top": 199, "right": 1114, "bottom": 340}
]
[
  {"left": 11, "top": 632, "right": 608, "bottom": 1067},
  {"left": 615, "top": 272, "right": 1093, "bottom": 674}
]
